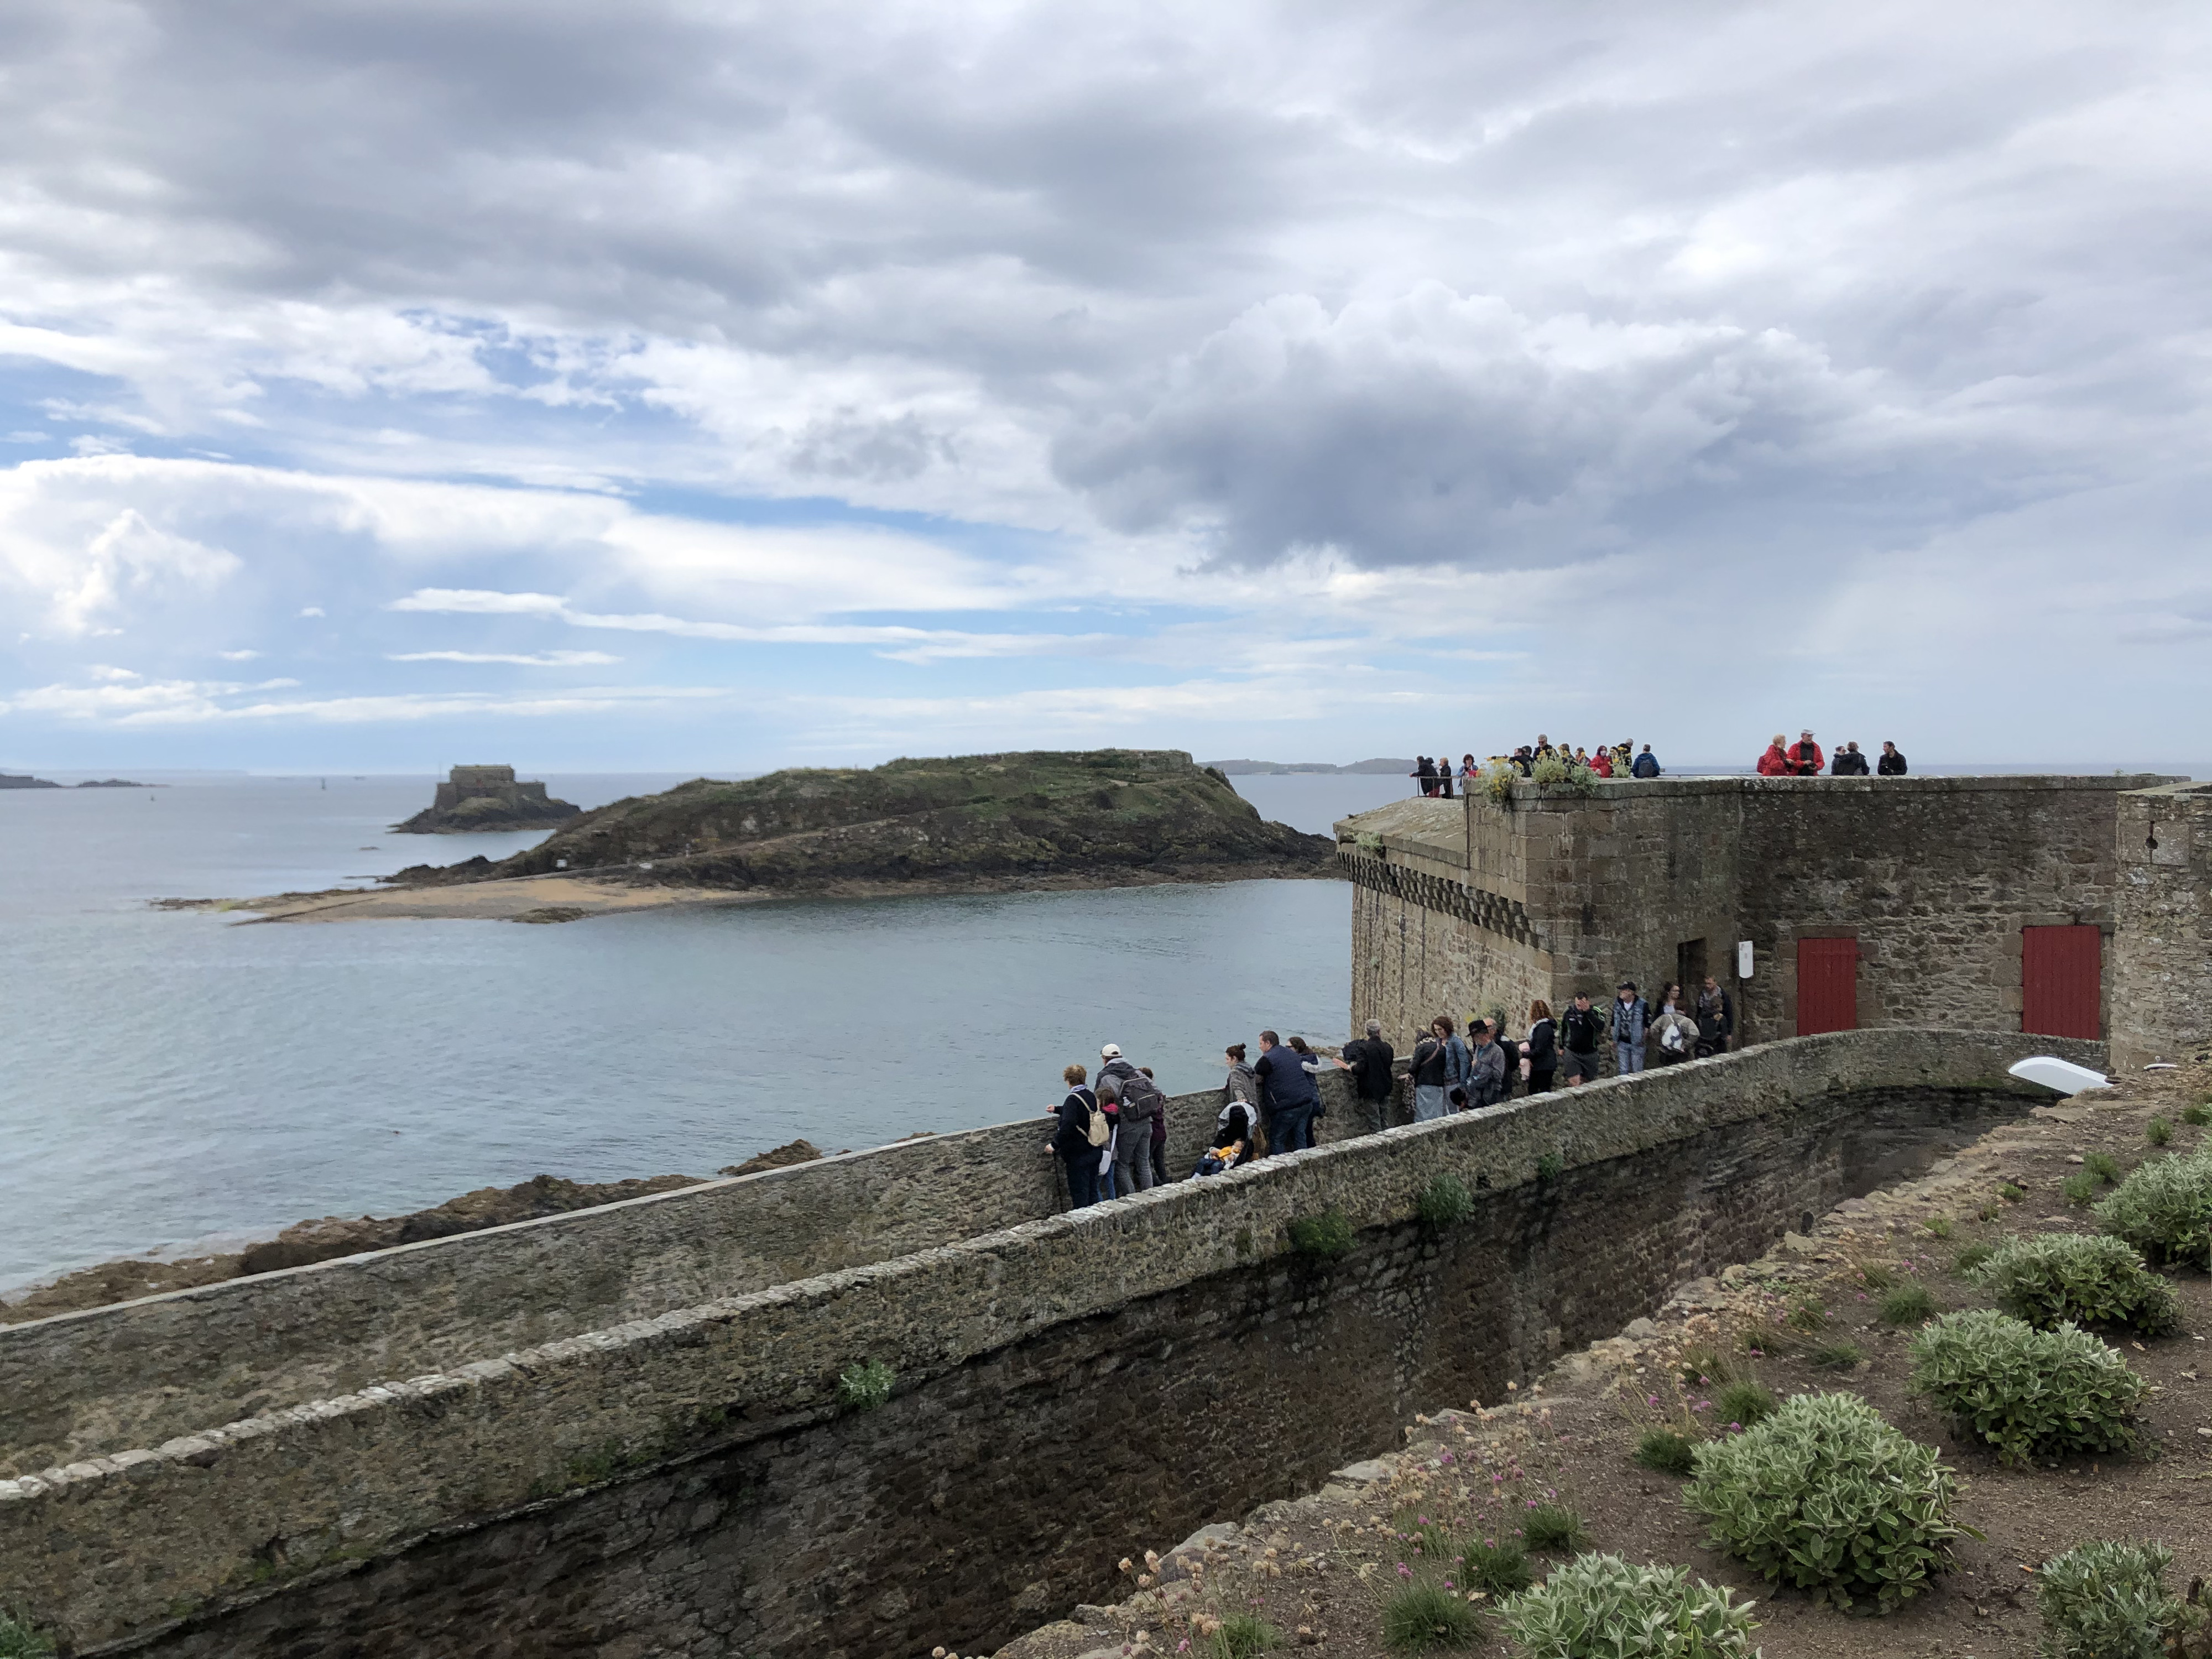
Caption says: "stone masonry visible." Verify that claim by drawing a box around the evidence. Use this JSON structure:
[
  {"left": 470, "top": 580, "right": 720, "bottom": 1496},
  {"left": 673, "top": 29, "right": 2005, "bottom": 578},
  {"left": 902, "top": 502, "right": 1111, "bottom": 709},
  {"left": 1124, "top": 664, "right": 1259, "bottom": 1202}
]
[
  {"left": 0, "top": 1029, "right": 2093, "bottom": 1658},
  {"left": 1339, "top": 773, "right": 2191, "bottom": 1058}
]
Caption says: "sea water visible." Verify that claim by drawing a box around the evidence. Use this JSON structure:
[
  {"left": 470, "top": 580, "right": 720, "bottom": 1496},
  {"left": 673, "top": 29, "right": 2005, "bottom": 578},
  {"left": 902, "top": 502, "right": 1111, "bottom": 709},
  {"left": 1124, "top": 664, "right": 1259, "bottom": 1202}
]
[{"left": 0, "top": 772, "right": 1404, "bottom": 1290}]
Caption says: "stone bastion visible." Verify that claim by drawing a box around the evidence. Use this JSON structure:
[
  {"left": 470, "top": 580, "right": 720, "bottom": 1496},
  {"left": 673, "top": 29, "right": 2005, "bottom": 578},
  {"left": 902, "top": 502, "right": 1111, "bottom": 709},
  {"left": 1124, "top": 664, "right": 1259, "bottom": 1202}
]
[{"left": 0, "top": 1027, "right": 2100, "bottom": 1658}]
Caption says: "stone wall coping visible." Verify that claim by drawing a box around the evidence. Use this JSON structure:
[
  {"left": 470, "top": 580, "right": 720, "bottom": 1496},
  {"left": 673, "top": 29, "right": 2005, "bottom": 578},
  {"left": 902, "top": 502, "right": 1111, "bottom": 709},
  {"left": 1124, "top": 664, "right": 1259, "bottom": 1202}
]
[
  {"left": 0, "top": 1028, "right": 2099, "bottom": 1649},
  {"left": 1333, "top": 774, "right": 2185, "bottom": 850}
]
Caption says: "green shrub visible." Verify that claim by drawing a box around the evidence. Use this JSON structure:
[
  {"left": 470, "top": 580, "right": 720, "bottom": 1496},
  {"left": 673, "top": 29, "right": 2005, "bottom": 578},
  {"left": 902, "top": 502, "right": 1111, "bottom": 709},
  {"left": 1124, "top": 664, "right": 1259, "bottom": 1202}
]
[
  {"left": 2065, "top": 1172, "right": 2100, "bottom": 1206},
  {"left": 1459, "top": 1535, "right": 1533, "bottom": 1598},
  {"left": 1524, "top": 1503, "right": 1590, "bottom": 1552},
  {"left": 1416, "top": 1175, "right": 1474, "bottom": 1228},
  {"left": 1924, "top": 1215, "right": 1955, "bottom": 1240},
  {"left": 1974, "top": 1234, "right": 2180, "bottom": 1336},
  {"left": 1635, "top": 1429, "right": 1698, "bottom": 1475},
  {"left": 1683, "top": 1391, "right": 1968, "bottom": 1612},
  {"left": 1714, "top": 1380, "right": 1777, "bottom": 1429},
  {"left": 0, "top": 1613, "right": 54, "bottom": 1659},
  {"left": 1909, "top": 1310, "right": 2144, "bottom": 1467},
  {"left": 2148, "top": 1117, "right": 2175, "bottom": 1147},
  {"left": 2085, "top": 1151, "right": 2123, "bottom": 1185},
  {"left": 2096, "top": 1149, "right": 2212, "bottom": 1269},
  {"left": 1204, "top": 1613, "right": 1281, "bottom": 1658},
  {"left": 2182, "top": 1102, "right": 2212, "bottom": 1128},
  {"left": 2000, "top": 1182, "right": 2027, "bottom": 1203},
  {"left": 1380, "top": 1582, "right": 1481, "bottom": 1653},
  {"left": 1811, "top": 1340, "right": 1863, "bottom": 1369},
  {"left": 836, "top": 1359, "right": 895, "bottom": 1411},
  {"left": 1499, "top": 1552, "right": 1759, "bottom": 1658},
  {"left": 1879, "top": 1283, "right": 1937, "bottom": 1326},
  {"left": 1535, "top": 1152, "right": 1566, "bottom": 1184},
  {"left": 1976, "top": 1201, "right": 2001, "bottom": 1222},
  {"left": 2037, "top": 1539, "right": 2188, "bottom": 1659},
  {"left": 1287, "top": 1209, "right": 1356, "bottom": 1260},
  {"left": 1951, "top": 1242, "right": 1995, "bottom": 1276}
]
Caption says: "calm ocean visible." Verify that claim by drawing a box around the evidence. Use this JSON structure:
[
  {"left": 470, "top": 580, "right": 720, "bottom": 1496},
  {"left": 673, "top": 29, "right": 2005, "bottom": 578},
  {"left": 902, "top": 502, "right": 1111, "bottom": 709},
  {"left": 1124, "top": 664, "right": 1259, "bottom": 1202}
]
[{"left": 0, "top": 771, "right": 1405, "bottom": 1290}]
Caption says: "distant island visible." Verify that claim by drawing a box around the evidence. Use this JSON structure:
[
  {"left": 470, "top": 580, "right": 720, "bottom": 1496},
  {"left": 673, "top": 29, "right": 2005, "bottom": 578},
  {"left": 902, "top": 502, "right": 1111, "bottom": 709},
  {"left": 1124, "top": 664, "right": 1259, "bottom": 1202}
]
[
  {"left": 74, "top": 778, "right": 156, "bottom": 789},
  {"left": 187, "top": 749, "right": 1338, "bottom": 923},
  {"left": 1203, "top": 758, "right": 1415, "bottom": 775},
  {"left": 0, "top": 773, "right": 60, "bottom": 789},
  {"left": 1, "top": 774, "right": 158, "bottom": 789},
  {"left": 392, "top": 764, "right": 583, "bottom": 833}
]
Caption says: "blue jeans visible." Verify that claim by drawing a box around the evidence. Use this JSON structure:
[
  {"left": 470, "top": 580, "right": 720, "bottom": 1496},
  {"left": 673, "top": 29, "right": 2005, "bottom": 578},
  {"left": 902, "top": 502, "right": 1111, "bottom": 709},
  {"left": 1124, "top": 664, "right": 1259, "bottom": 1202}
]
[
  {"left": 1063, "top": 1148, "right": 1102, "bottom": 1208},
  {"left": 1615, "top": 1041, "right": 1646, "bottom": 1074},
  {"left": 1270, "top": 1103, "right": 1317, "bottom": 1154}
]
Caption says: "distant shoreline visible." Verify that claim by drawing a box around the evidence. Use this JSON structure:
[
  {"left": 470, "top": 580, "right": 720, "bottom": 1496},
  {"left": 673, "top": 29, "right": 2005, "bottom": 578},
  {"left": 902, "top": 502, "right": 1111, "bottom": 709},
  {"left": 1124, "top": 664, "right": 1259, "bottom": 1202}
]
[{"left": 157, "top": 859, "right": 1342, "bottom": 925}]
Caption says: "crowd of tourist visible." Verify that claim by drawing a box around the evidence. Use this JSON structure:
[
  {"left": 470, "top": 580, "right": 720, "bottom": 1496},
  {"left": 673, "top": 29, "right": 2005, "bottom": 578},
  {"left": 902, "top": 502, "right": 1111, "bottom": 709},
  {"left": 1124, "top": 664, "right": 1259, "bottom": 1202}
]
[
  {"left": 1046, "top": 978, "right": 1740, "bottom": 1206},
  {"left": 1410, "top": 729, "right": 1908, "bottom": 796}
]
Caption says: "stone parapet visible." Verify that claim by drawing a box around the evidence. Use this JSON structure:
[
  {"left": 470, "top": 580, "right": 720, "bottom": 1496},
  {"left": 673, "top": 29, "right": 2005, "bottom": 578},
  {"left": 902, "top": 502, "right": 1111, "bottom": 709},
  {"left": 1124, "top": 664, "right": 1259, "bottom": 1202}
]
[{"left": 0, "top": 1029, "right": 2098, "bottom": 1655}]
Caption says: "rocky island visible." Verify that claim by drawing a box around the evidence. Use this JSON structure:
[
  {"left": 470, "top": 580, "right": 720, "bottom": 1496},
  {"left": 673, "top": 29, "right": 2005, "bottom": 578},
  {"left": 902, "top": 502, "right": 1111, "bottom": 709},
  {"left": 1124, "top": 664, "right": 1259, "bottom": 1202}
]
[
  {"left": 192, "top": 749, "right": 1337, "bottom": 922},
  {"left": 390, "top": 763, "right": 582, "bottom": 833}
]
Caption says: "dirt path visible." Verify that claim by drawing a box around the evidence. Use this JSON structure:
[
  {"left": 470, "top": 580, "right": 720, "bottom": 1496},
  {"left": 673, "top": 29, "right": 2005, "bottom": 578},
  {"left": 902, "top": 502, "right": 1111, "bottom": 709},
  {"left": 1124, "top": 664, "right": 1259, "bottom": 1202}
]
[{"left": 991, "top": 1059, "right": 2212, "bottom": 1659}]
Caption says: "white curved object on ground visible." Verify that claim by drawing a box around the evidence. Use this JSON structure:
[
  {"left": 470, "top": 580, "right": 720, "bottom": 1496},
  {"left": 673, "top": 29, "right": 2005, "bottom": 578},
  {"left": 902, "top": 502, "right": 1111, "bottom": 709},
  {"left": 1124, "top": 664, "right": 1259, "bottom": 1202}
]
[{"left": 2007, "top": 1055, "right": 2111, "bottom": 1095}]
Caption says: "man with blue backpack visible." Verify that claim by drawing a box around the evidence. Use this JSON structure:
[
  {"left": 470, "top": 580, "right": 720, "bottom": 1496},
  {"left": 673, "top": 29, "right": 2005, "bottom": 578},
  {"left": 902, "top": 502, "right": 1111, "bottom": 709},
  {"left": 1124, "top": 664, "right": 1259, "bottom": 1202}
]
[{"left": 1631, "top": 744, "right": 1661, "bottom": 779}]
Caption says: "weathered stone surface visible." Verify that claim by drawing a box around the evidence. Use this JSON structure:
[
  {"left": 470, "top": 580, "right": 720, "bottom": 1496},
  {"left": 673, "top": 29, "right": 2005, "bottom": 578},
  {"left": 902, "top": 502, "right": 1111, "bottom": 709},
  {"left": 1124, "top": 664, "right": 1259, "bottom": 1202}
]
[
  {"left": 2112, "top": 782, "right": 2212, "bottom": 1069},
  {"left": 1338, "top": 774, "right": 2178, "bottom": 1049},
  {"left": 0, "top": 1030, "right": 2081, "bottom": 1659}
]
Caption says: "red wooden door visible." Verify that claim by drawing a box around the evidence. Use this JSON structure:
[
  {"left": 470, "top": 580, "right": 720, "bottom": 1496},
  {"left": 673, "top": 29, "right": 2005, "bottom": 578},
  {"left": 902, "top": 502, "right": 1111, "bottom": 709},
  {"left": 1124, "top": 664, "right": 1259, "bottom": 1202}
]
[
  {"left": 2023, "top": 925, "right": 2102, "bottom": 1039},
  {"left": 1797, "top": 937, "right": 1859, "bottom": 1035}
]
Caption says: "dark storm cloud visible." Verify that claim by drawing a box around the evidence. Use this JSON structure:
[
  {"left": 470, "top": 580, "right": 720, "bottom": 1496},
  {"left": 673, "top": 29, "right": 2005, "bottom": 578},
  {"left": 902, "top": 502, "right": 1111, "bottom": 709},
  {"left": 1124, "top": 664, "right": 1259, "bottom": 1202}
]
[{"left": 0, "top": 0, "right": 2205, "bottom": 572}]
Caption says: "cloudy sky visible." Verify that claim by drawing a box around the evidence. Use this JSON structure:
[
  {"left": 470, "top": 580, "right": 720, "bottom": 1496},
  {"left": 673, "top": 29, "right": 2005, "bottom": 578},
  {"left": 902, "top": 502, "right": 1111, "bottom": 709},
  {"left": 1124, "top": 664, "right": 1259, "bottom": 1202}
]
[{"left": 1, "top": 0, "right": 2206, "bottom": 772}]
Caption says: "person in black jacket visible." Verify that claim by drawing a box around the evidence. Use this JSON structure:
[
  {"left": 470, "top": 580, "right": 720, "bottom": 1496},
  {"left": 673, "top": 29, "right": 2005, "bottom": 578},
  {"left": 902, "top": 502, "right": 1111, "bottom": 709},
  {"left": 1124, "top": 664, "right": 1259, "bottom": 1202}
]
[
  {"left": 1521, "top": 999, "right": 1558, "bottom": 1092},
  {"left": 1048, "top": 1063, "right": 1103, "bottom": 1207},
  {"left": 1695, "top": 977, "right": 1735, "bottom": 1058},
  {"left": 1877, "top": 742, "right": 1908, "bottom": 776},
  {"left": 1334, "top": 1020, "right": 1397, "bottom": 1124},
  {"left": 1831, "top": 742, "right": 1870, "bottom": 776},
  {"left": 1560, "top": 993, "right": 1605, "bottom": 1086},
  {"left": 1254, "top": 1029, "right": 1321, "bottom": 1154}
]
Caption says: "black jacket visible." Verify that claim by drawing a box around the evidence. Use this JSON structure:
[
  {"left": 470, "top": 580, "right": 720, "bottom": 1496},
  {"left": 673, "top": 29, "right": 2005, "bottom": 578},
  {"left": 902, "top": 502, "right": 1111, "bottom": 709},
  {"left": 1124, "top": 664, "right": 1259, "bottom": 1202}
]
[
  {"left": 1877, "top": 749, "right": 1908, "bottom": 775},
  {"left": 1562, "top": 1004, "right": 1606, "bottom": 1055},
  {"left": 1341, "top": 1035, "right": 1396, "bottom": 1102},
  {"left": 1524, "top": 1018, "right": 1557, "bottom": 1071},
  {"left": 1696, "top": 989, "right": 1735, "bottom": 1042},
  {"left": 1832, "top": 750, "right": 1870, "bottom": 776},
  {"left": 1053, "top": 1087, "right": 1098, "bottom": 1159},
  {"left": 1410, "top": 1035, "right": 1449, "bottom": 1087}
]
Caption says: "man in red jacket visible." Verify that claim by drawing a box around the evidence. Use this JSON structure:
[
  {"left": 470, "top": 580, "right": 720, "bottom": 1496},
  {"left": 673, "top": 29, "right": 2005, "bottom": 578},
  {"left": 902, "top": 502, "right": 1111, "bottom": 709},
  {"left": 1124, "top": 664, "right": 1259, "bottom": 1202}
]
[{"left": 1787, "top": 729, "right": 1825, "bottom": 776}]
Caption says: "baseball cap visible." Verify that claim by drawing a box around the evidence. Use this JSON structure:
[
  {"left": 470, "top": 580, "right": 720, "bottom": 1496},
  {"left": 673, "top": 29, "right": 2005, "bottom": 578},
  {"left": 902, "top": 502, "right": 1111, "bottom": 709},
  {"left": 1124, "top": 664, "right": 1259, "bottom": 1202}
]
[{"left": 1100, "top": 1042, "right": 1121, "bottom": 1059}]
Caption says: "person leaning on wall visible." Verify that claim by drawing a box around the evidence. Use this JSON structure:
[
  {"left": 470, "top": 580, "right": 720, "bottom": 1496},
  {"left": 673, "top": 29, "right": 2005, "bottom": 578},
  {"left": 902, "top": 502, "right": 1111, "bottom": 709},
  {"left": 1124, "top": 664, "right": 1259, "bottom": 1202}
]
[
  {"left": 1047, "top": 1063, "right": 1104, "bottom": 1208},
  {"left": 1333, "top": 1019, "right": 1397, "bottom": 1126},
  {"left": 1878, "top": 740, "right": 1908, "bottom": 775}
]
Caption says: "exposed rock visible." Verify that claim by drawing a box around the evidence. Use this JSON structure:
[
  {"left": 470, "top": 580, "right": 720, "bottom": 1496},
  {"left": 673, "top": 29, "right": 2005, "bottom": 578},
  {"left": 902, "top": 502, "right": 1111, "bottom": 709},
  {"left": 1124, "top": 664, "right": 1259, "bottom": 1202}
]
[
  {"left": 719, "top": 1140, "right": 825, "bottom": 1177},
  {"left": 0, "top": 773, "right": 60, "bottom": 789}
]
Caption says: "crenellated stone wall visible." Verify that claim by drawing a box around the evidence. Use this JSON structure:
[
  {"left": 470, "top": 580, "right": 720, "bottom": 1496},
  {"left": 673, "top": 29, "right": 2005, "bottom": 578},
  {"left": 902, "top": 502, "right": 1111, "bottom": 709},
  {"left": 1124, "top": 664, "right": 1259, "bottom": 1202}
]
[{"left": 0, "top": 1029, "right": 2097, "bottom": 1659}]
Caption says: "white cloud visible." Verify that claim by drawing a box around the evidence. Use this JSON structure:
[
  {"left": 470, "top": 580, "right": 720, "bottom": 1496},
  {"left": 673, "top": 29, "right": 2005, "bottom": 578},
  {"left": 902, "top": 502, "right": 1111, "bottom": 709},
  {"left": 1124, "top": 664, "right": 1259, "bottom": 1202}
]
[{"left": 388, "top": 649, "right": 621, "bottom": 666}]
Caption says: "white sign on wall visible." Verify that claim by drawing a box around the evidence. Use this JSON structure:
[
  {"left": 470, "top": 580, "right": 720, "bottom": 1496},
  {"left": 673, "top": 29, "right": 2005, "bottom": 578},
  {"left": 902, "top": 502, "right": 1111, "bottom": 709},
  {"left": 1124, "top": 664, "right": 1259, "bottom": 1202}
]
[{"left": 1736, "top": 940, "right": 1755, "bottom": 979}]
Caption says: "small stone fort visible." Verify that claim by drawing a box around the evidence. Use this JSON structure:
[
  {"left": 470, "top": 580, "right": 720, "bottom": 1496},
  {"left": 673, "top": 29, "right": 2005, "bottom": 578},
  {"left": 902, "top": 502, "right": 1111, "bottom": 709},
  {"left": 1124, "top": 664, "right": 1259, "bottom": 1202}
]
[
  {"left": 1336, "top": 773, "right": 2212, "bottom": 1070},
  {"left": 391, "top": 764, "right": 582, "bottom": 834},
  {"left": 2, "top": 776, "right": 2208, "bottom": 1656}
]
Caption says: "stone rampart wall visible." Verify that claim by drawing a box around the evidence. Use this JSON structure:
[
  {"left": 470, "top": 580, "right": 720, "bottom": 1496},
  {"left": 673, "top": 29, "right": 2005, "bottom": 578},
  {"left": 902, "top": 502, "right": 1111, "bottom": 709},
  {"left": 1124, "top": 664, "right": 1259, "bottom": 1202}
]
[
  {"left": 0, "top": 1030, "right": 2095, "bottom": 1657},
  {"left": 1343, "top": 776, "right": 2171, "bottom": 1046},
  {"left": 0, "top": 1072, "right": 1361, "bottom": 1474},
  {"left": 2114, "top": 783, "right": 2212, "bottom": 1069}
]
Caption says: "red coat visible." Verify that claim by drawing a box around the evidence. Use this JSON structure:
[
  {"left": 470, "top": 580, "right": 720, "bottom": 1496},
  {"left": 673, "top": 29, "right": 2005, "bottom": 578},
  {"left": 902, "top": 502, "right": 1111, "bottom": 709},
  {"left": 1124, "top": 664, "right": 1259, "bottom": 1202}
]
[
  {"left": 1756, "top": 744, "right": 1790, "bottom": 776},
  {"left": 1787, "top": 740, "right": 1825, "bottom": 776},
  {"left": 1591, "top": 750, "right": 1614, "bottom": 778}
]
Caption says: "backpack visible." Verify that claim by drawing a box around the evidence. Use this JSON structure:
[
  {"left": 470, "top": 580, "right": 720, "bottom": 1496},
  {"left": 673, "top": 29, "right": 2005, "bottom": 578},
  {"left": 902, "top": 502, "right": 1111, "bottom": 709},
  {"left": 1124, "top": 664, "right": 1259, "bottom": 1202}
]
[{"left": 1085, "top": 1098, "right": 1110, "bottom": 1147}]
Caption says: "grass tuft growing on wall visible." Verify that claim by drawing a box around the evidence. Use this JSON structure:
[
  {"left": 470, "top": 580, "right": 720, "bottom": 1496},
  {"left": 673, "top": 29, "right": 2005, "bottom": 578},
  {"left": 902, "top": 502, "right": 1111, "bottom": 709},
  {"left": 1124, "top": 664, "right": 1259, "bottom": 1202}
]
[
  {"left": 1287, "top": 1210, "right": 1356, "bottom": 1260},
  {"left": 836, "top": 1359, "right": 895, "bottom": 1412}
]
